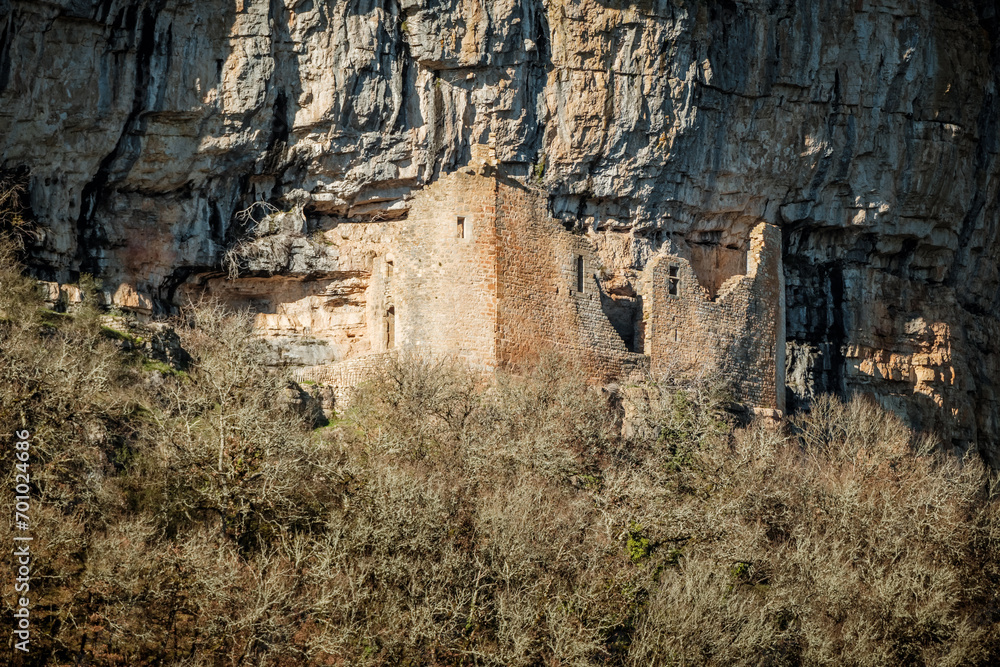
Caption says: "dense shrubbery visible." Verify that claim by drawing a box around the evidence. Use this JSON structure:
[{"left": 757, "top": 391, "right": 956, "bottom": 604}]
[{"left": 2, "top": 242, "right": 999, "bottom": 665}]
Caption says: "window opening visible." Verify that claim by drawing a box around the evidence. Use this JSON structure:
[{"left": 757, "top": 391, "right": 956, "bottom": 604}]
[
  {"left": 386, "top": 307, "right": 395, "bottom": 349},
  {"left": 668, "top": 264, "right": 679, "bottom": 296},
  {"left": 457, "top": 216, "right": 465, "bottom": 239},
  {"left": 576, "top": 255, "right": 584, "bottom": 293}
]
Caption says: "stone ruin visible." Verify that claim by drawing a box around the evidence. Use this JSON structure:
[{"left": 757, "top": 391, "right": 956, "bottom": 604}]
[{"left": 175, "top": 162, "right": 785, "bottom": 414}]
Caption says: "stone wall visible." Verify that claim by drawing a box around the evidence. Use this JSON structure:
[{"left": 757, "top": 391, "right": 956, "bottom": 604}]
[
  {"left": 298, "top": 352, "right": 395, "bottom": 408},
  {"left": 645, "top": 223, "right": 785, "bottom": 410},
  {"left": 688, "top": 243, "right": 749, "bottom": 300},
  {"left": 388, "top": 169, "right": 643, "bottom": 381},
  {"left": 179, "top": 171, "right": 779, "bottom": 410},
  {"left": 495, "top": 178, "right": 644, "bottom": 381},
  {"left": 392, "top": 171, "right": 500, "bottom": 369}
]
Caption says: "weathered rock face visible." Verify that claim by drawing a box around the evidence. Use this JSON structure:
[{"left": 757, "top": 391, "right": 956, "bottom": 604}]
[{"left": 2, "top": 0, "right": 999, "bottom": 457}]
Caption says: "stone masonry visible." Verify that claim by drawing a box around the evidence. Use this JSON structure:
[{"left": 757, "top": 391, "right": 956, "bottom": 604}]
[
  {"left": 493, "top": 176, "right": 646, "bottom": 380},
  {"left": 290, "top": 165, "right": 783, "bottom": 412},
  {"left": 644, "top": 223, "right": 786, "bottom": 411},
  {"left": 392, "top": 170, "right": 500, "bottom": 368},
  {"left": 380, "top": 164, "right": 645, "bottom": 383}
]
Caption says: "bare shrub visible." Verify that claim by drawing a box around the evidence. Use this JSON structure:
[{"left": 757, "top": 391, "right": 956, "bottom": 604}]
[
  {"left": 145, "top": 299, "right": 344, "bottom": 548},
  {"left": 348, "top": 353, "right": 482, "bottom": 463},
  {"left": 223, "top": 201, "right": 301, "bottom": 278},
  {"left": 1, "top": 257, "right": 998, "bottom": 666},
  {"left": 626, "top": 395, "right": 1000, "bottom": 666},
  {"left": 0, "top": 170, "right": 39, "bottom": 247},
  {"left": 0, "top": 234, "right": 42, "bottom": 323}
]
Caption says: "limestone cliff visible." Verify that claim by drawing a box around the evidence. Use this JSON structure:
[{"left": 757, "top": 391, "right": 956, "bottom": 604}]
[{"left": 2, "top": 0, "right": 999, "bottom": 457}]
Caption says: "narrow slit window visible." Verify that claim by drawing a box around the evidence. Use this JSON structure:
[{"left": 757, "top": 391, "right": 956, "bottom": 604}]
[
  {"left": 576, "top": 255, "right": 585, "bottom": 293},
  {"left": 386, "top": 260, "right": 394, "bottom": 278},
  {"left": 386, "top": 307, "right": 395, "bottom": 349},
  {"left": 668, "top": 264, "right": 679, "bottom": 296},
  {"left": 457, "top": 216, "right": 465, "bottom": 239}
]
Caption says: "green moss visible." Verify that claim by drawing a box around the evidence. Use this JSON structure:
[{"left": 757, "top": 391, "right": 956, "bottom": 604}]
[
  {"left": 626, "top": 522, "right": 652, "bottom": 564},
  {"left": 725, "top": 561, "right": 757, "bottom": 597},
  {"left": 533, "top": 155, "right": 546, "bottom": 182},
  {"left": 730, "top": 561, "right": 753, "bottom": 581},
  {"left": 141, "top": 359, "right": 185, "bottom": 377},
  {"left": 101, "top": 325, "right": 144, "bottom": 344},
  {"left": 38, "top": 308, "right": 71, "bottom": 323}
]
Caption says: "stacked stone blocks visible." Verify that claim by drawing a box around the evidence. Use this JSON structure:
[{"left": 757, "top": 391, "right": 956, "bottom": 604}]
[
  {"left": 644, "top": 222, "right": 785, "bottom": 410},
  {"left": 298, "top": 170, "right": 784, "bottom": 412}
]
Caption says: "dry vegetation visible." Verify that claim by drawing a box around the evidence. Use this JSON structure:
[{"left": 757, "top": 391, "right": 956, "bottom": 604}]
[
  {"left": 0, "top": 171, "right": 37, "bottom": 251},
  {"left": 1, "top": 240, "right": 999, "bottom": 666}
]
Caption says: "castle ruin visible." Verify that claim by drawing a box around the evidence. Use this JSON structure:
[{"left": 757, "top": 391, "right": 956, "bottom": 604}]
[{"left": 181, "top": 161, "right": 786, "bottom": 413}]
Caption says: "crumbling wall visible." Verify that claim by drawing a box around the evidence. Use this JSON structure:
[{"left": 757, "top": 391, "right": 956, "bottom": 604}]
[
  {"left": 688, "top": 243, "right": 749, "bottom": 300},
  {"left": 494, "top": 179, "right": 643, "bottom": 381},
  {"left": 645, "top": 223, "right": 784, "bottom": 410},
  {"left": 300, "top": 352, "right": 395, "bottom": 408}
]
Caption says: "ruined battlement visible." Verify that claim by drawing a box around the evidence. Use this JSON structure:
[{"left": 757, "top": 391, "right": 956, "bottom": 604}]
[
  {"left": 392, "top": 169, "right": 643, "bottom": 382},
  {"left": 643, "top": 223, "right": 785, "bottom": 410},
  {"left": 319, "top": 169, "right": 782, "bottom": 409},
  {"left": 184, "top": 165, "right": 785, "bottom": 412}
]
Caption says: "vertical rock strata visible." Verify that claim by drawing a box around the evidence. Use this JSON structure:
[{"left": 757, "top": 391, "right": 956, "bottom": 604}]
[{"left": 2, "top": 0, "right": 999, "bottom": 456}]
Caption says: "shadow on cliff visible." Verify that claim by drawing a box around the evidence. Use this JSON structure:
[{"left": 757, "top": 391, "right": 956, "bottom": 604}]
[
  {"left": 783, "top": 225, "right": 994, "bottom": 464},
  {"left": 159, "top": 0, "right": 306, "bottom": 312},
  {"left": 75, "top": 0, "right": 193, "bottom": 281}
]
